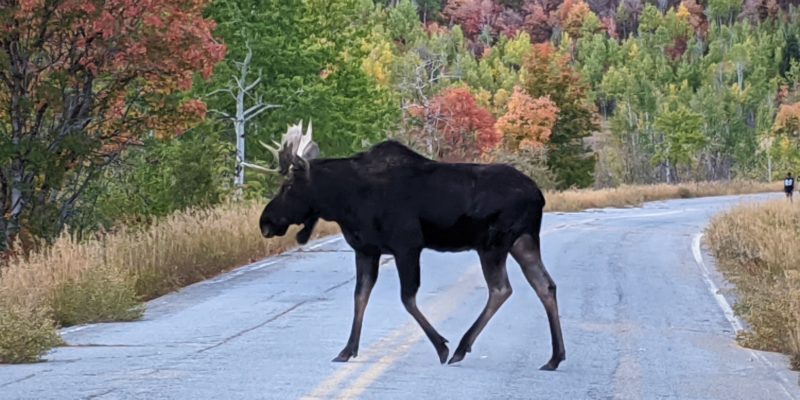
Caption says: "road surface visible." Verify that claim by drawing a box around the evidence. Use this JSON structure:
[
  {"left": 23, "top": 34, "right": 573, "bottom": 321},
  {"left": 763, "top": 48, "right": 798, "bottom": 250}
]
[{"left": 1, "top": 194, "right": 799, "bottom": 399}]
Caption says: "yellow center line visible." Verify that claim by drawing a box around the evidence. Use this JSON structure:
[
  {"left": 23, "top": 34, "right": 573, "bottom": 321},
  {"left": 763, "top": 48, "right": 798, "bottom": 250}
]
[
  {"left": 301, "top": 265, "right": 483, "bottom": 400},
  {"left": 335, "top": 269, "right": 478, "bottom": 400}
]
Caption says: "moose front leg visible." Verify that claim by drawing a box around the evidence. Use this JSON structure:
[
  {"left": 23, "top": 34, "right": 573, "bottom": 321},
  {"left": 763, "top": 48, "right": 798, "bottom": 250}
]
[
  {"left": 395, "top": 249, "right": 450, "bottom": 364},
  {"left": 333, "top": 251, "right": 380, "bottom": 362}
]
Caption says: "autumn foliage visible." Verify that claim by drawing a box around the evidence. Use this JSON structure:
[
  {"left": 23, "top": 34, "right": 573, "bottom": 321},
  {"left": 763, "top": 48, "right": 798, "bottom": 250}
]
[
  {"left": 557, "top": 0, "right": 591, "bottom": 38},
  {"left": 496, "top": 87, "right": 559, "bottom": 151},
  {"left": 0, "top": 0, "right": 226, "bottom": 247},
  {"left": 6, "top": 0, "right": 225, "bottom": 145},
  {"left": 773, "top": 102, "right": 800, "bottom": 138},
  {"left": 410, "top": 87, "right": 500, "bottom": 162}
]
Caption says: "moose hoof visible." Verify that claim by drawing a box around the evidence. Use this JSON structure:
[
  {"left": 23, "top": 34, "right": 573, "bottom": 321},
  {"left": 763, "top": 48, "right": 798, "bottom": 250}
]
[
  {"left": 435, "top": 341, "right": 450, "bottom": 364},
  {"left": 539, "top": 357, "right": 563, "bottom": 371},
  {"left": 447, "top": 343, "right": 470, "bottom": 365},
  {"left": 447, "top": 352, "right": 465, "bottom": 365},
  {"left": 332, "top": 348, "right": 357, "bottom": 362}
]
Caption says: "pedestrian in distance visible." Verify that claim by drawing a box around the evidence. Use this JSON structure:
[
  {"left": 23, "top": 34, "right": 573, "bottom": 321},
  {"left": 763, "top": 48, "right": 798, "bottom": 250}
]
[{"left": 785, "top": 172, "right": 795, "bottom": 202}]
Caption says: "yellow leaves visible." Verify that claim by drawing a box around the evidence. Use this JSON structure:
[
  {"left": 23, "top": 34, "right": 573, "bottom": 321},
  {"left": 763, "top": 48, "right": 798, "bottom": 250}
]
[
  {"left": 361, "top": 34, "right": 394, "bottom": 86},
  {"left": 473, "top": 88, "right": 493, "bottom": 110},
  {"left": 503, "top": 31, "right": 532, "bottom": 67},
  {"left": 676, "top": 4, "right": 691, "bottom": 21}
]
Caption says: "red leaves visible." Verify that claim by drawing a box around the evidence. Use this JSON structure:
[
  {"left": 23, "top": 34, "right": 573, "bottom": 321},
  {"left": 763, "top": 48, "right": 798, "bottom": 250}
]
[
  {"left": 1, "top": 0, "right": 226, "bottom": 168},
  {"left": 427, "top": 87, "right": 500, "bottom": 161}
]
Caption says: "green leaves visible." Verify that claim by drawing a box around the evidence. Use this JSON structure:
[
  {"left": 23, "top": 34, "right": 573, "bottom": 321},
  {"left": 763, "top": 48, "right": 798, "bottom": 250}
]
[{"left": 202, "top": 0, "right": 399, "bottom": 168}]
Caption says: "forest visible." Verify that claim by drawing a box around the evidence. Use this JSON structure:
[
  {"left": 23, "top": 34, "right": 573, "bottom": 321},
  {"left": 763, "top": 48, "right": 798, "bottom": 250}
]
[{"left": 2, "top": 0, "right": 800, "bottom": 250}]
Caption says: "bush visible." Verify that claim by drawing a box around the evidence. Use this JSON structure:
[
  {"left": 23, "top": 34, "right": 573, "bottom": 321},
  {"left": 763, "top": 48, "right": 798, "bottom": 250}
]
[
  {"left": 0, "top": 302, "right": 62, "bottom": 364},
  {"left": 52, "top": 266, "right": 143, "bottom": 326}
]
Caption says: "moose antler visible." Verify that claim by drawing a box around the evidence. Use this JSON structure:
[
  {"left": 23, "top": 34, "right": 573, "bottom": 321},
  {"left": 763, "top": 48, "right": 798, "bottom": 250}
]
[{"left": 242, "top": 120, "right": 319, "bottom": 176}]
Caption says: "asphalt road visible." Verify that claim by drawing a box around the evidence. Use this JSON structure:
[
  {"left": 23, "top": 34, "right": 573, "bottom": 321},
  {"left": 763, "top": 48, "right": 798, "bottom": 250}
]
[{"left": 2, "top": 194, "right": 799, "bottom": 400}]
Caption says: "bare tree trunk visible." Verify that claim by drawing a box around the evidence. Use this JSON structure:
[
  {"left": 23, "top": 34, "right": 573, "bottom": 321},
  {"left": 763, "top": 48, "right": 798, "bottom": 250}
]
[{"left": 209, "top": 42, "right": 280, "bottom": 195}]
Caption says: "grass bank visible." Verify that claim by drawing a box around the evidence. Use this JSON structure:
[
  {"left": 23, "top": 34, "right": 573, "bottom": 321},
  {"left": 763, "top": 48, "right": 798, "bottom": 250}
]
[
  {"left": 705, "top": 200, "right": 800, "bottom": 370},
  {"left": 0, "top": 201, "right": 338, "bottom": 363},
  {"left": 0, "top": 180, "right": 783, "bottom": 363},
  {"left": 544, "top": 180, "right": 778, "bottom": 212}
]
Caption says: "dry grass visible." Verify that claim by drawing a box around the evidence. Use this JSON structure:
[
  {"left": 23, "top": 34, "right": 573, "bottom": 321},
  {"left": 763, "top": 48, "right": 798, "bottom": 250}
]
[
  {"left": 0, "top": 200, "right": 339, "bottom": 363},
  {"left": 705, "top": 200, "right": 800, "bottom": 370},
  {"left": 544, "top": 180, "right": 778, "bottom": 212}
]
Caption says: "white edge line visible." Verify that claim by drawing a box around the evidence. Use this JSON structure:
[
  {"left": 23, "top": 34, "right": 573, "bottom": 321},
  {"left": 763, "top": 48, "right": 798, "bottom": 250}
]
[
  {"left": 691, "top": 233, "right": 744, "bottom": 333},
  {"left": 692, "top": 233, "right": 796, "bottom": 400},
  {"left": 304, "top": 235, "right": 343, "bottom": 251},
  {"left": 58, "top": 235, "right": 344, "bottom": 336}
]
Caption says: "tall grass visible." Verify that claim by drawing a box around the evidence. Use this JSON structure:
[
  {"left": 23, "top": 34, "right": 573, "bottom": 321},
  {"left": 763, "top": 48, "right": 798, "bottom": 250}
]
[
  {"left": 705, "top": 200, "right": 800, "bottom": 370},
  {"left": 544, "top": 180, "right": 778, "bottom": 212},
  {"left": 0, "top": 201, "right": 338, "bottom": 363}
]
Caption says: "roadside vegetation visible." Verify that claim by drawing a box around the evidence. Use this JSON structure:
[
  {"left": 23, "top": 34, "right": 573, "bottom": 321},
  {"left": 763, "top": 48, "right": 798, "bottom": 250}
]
[
  {"left": 706, "top": 200, "right": 800, "bottom": 371},
  {"left": 544, "top": 180, "right": 779, "bottom": 212},
  {"left": 0, "top": 201, "right": 339, "bottom": 363}
]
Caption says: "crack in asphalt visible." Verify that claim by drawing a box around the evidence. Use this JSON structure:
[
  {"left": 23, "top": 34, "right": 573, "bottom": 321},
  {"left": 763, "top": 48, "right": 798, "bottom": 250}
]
[
  {"left": 0, "top": 373, "right": 38, "bottom": 389},
  {"left": 196, "top": 278, "right": 355, "bottom": 354},
  {"left": 85, "top": 389, "right": 116, "bottom": 399},
  {"left": 196, "top": 300, "right": 312, "bottom": 354}
]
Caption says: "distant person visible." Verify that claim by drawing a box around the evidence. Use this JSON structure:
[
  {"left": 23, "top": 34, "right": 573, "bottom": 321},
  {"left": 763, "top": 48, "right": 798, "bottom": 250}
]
[{"left": 785, "top": 172, "right": 795, "bottom": 202}]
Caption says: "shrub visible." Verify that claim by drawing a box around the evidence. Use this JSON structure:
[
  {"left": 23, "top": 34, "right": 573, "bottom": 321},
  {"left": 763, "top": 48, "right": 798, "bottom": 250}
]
[
  {"left": 52, "top": 266, "right": 143, "bottom": 326},
  {"left": 0, "top": 302, "right": 62, "bottom": 364}
]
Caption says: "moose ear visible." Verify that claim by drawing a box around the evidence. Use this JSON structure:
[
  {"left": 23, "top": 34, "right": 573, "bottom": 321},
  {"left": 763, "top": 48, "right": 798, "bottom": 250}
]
[{"left": 290, "top": 156, "right": 310, "bottom": 178}]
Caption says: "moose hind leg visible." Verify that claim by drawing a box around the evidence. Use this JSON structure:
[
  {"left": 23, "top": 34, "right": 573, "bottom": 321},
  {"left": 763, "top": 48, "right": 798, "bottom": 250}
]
[
  {"left": 448, "top": 249, "right": 512, "bottom": 365},
  {"left": 333, "top": 251, "right": 380, "bottom": 362},
  {"left": 395, "top": 250, "right": 450, "bottom": 364},
  {"left": 511, "top": 233, "right": 566, "bottom": 371}
]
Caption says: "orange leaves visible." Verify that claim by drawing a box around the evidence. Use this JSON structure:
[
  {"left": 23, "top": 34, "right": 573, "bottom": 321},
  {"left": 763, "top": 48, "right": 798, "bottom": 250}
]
[
  {"left": 557, "top": 0, "right": 591, "bottom": 38},
  {"left": 773, "top": 102, "right": 800, "bottom": 138},
  {"left": 180, "top": 99, "right": 208, "bottom": 120},
  {"left": 496, "top": 87, "right": 559, "bottom": 150}
]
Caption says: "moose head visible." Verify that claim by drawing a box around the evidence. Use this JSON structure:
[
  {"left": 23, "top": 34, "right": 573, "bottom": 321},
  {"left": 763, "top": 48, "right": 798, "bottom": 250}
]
[{"left": 244, "top": 121, "right": 320, "bottom": 244}]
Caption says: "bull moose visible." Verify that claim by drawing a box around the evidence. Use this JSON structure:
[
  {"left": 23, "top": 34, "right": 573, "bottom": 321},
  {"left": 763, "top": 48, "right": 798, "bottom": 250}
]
[{"left": 246, "top": 122, "right": 565, "bottom": 370}]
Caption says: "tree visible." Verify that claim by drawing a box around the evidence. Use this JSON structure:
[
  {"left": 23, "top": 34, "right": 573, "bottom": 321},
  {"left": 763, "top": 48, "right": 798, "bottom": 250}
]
[
  {"left": 208, "top": 43, "right": 280, "bottom": 190},
  {"left": 653, "top": 106, "right": 706, "bottom": 182},
  {"left": 0, "top": 0, "right": 226, "bottom": 248},
  {"left": 557, "top": 0, "right": 593, "bottom": 39},
  {"left": 442, "top": 0, "right": 501, "bottom": 41},
  {"left": 523, "top": 43, "right": 598, "bottom": 188},
  {"left": 495, "top": 87, "right": 559, "bottom": 151},
  {"left": 202, "top": 0, "right": 399, "bottom": 172},
  {"left": 387, "top": 0, "right": 425, "bottom": 45},
  {"left": 408, "top": 87, "right": 500, "bottom": 161},
  {"left": 767, "top": 101, "right": 800, "bottom": 174},
  {"left": 523, "top": 0, "right": 560, "bottom": 42}
]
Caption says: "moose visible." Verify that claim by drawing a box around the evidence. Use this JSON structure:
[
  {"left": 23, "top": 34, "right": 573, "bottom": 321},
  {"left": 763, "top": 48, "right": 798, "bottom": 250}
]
[{"left": 247, "top": 122, "right": 565, "bottom": 370}]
